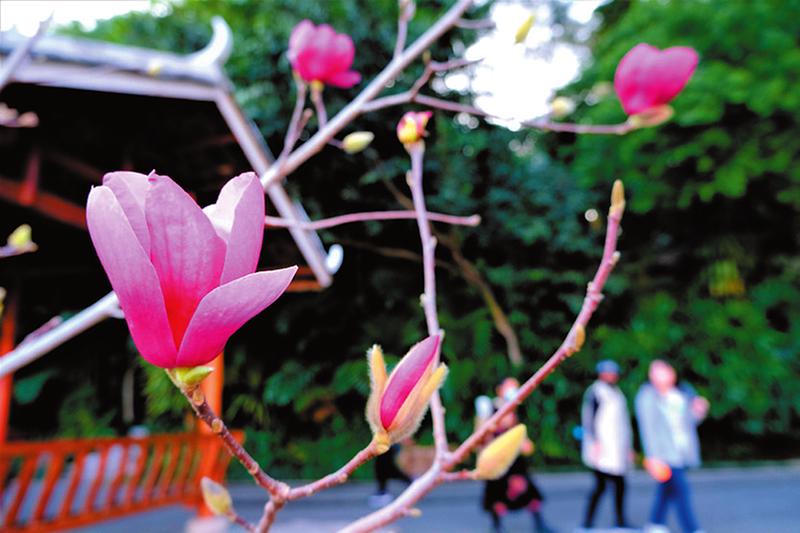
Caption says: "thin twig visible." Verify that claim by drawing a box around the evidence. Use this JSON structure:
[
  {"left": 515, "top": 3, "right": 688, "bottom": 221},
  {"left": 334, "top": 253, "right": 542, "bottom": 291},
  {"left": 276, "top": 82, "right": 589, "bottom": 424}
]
[
  {"left": 394, "top": 0, "right": 415, "bottom": 59},
  {"left": 382, "top": 179, "right": 522, "bottom": 366},
  {"left": 439, "top": 469, "right": 476, "bottom": 482},
  {"left": 230, "top": 511, "right": 258, "bottom": 533},
  {"left": 287, "top": 443, "right": 378, "bottom": 500},
  {"left": 406, "top": 143, "right": 449, "bottom": 458},
  {"left": 340, "top": 182, "right": 625, "bottom": 532},
  {"left": 264, "top": 210, "right": 480, "bottom": 231},
  {"left": 455, "top": 18, "right": 496, "bottom": 30},
  {"left": 275, "top": 80, "right": 308, "bottom": 169},
  {"left": 310, "top": 83, "right": 328, "bottom": 129},
  {"left": 256, "top": 500, "right": 282, "bottom": 533},
  {"left": 177, "top": 386, "right": 289, "bottom": 500}
]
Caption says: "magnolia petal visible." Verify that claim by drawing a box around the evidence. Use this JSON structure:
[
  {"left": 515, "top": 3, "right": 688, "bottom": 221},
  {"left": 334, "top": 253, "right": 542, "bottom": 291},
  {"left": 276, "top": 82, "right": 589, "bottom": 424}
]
[
  {"left": 203, "top": 172, "right": 265, "bottom": 284},
  {"left": 327, "top": 32, "right": 356, "bottom": 75},
  {"left": 176, "top": 266, "right": 297, "bottom": 367},
  {"left": 87, "top": 185, "right": 176, "bottom": 367},
  {"left": 380, "top": 334, "right": 441, "bottom": 429},
  {"left": 103, "top": 171, "right": 151, "bottom": 253},
  {"left": 145, "top": 174, "right": 226, "bottom": 348},
  {"left": 288, "top": 19, "right": 315, "bottom": 64},
  {"left": 327, "top": 70, "right": 361, "bottom": 89},
  {"left": 387, "top": 363, "right": 448, "bottom": 443},
  {"left": 365, "top": 345, "right": 387, "bottom": 435}
]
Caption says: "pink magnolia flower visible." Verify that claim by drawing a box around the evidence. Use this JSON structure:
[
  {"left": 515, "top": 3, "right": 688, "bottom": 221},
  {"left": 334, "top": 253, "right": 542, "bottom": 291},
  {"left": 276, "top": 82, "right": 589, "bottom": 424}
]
[
  {"left": 366, "top": 334, "right": 448, "bottom": 451},
  {"left": 614, "top": 43, "right": 699, "bottom": 116},
  {"left": 86, "top": 171, "right": 297, "bottom": 368},
  {"left": 396, "top": 111, "right": 432, "bottom": 145},
  {"left": 288, "top": 20, "right": 361, "bottom": 89}
]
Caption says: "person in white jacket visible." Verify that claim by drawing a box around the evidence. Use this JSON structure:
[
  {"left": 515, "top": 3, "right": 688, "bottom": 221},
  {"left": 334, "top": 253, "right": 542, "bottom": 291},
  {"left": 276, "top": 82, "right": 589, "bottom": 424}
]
[{"left": 580, "top": 360, "right": 634, "bottom": 529}]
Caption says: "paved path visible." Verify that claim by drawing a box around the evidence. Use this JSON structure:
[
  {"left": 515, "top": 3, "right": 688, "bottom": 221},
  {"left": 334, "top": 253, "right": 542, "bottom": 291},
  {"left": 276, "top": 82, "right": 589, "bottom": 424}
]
[{"left": 80, "top": 465, "right": 800, "bottom": 532}]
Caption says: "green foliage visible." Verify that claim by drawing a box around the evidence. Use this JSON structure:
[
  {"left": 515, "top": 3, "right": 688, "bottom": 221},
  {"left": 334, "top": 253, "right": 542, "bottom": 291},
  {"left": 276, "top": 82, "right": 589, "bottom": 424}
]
[
  {"left": 57, "top": 383, "right": 116, "bottom": 438},
  {"left": 13, "top": 369, "right": 54, "bottom": 405},
  {"left": 65, "top": 0, "right": 800, "bottom": 475}
]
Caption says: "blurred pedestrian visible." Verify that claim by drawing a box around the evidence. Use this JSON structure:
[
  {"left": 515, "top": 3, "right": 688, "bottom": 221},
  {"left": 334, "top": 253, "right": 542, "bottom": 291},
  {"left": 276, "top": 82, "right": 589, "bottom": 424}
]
[
  {"left": 636, "top": 360, "right": 710, "bottom": 533},
  {"left": 480, "top": 378, "right": 557, "bottom": 533},
  {"left": 369, "top": 442, "right": 412, "bottom": 507},
  {"left": 580, "top": 360, "right": 634, "bottom": 530}
]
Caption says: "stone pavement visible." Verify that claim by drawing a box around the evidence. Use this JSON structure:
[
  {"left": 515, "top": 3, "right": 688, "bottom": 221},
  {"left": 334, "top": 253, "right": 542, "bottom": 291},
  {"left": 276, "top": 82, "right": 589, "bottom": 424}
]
[{"left": 77, "top": 465, "right": 800, "bottom": 532}]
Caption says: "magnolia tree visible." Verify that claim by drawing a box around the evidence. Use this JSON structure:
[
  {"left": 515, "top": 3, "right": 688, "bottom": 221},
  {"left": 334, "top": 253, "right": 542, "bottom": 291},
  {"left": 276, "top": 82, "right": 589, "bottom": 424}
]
[{"left": 84, "top": 1, "right": 698, "bottom": 531}]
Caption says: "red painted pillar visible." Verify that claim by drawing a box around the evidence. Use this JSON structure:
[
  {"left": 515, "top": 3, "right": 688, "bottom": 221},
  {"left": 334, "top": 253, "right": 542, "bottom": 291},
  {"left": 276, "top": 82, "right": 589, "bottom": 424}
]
[
  {"left": 0, "top": 289, "right": 19, "bottom": 443},
  {"left": 197, "top": 352, "right": 224, "bottom": 517}
]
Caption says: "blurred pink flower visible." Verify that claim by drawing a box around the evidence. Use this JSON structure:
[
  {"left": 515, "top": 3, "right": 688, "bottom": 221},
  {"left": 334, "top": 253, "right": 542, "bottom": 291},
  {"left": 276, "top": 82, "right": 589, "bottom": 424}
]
[
  {"left": 614, "top": 43, "right": 698, "bottom": 116},
  {"left": 288, "top": 20, "right": 361, "bottom": 88},
  {"left": 396, "top": 110, "right": 432, "bottom": 145},
  {"left": 87, "top": 171, "right": 296, "bottom": 368}
]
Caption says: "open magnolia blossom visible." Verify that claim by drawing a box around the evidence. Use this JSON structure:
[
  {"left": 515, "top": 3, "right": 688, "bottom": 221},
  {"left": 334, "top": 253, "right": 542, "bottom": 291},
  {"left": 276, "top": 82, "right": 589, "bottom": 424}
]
[
  {"left": 366, "top": 335, "right": 448, "bottom": 452},
  {"left": 614, "top": 43, "right": 699, "bottom": 117},
  {"left": 86, "top": 171, "right": 297, "bottom": 368},
  {"left": 288, "top": 20, "right": 361, "bottom": 89}
]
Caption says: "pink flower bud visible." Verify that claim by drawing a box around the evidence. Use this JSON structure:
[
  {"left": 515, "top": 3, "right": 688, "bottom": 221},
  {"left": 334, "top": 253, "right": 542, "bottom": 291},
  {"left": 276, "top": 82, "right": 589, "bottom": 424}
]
[
  {"left": 614, "top": 43, "right": 698, "bottom": 116},
  {"left": 396, "top": 111, "right": 432, "bottom": 145},
  {"left": 366, "top": 335, "right": 447, "bottom": 449},
  {"left": 288, "top": 20, "right": 361, "bottom": 89},
  {"left": 86, "top": 171, "right": 297, "bottom": 368}
]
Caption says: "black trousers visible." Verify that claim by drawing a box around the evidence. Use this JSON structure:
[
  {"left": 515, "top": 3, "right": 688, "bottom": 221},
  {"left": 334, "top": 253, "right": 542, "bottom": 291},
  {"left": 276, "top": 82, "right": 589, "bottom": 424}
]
[
  {"left": 583, "top": 469, "right": 626, "bottom": 527},
  {"left": 374, "top": 445, "right": 411, "bottom": 493}
]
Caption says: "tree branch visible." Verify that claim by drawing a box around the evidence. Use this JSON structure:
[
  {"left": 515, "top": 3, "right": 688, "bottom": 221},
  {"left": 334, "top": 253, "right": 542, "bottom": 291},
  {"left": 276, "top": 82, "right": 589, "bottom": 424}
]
[
  {"left": 176, "top": 384, "right": 289, "bottom": 500},
  {"left": 260, "top": 0, "right": 476, "bottom": 189},
  {"left": 382, "top": 180, "right": 523, "bottom": 366},
  {"left": 264, "top": 210, "right": 480, "bottom": 231},
  {"left": 406, "top": 142, "right": 450, "bottom": 459},
  {"left": 340, "top": 181, "right": 625, "bottom": 532}
]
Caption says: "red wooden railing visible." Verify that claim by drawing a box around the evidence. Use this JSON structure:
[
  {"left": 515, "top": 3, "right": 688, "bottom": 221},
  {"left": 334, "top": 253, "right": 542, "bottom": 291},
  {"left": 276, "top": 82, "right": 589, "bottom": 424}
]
[{"left": 0, "top": 431, "right": 241, "bottom": 532}]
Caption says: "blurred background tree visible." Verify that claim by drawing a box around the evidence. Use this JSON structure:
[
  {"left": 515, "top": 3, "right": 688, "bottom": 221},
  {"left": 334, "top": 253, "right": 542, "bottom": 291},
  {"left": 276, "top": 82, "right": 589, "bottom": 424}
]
[{"left": 20, "top": 0, "right": 795, "bottom": 476}]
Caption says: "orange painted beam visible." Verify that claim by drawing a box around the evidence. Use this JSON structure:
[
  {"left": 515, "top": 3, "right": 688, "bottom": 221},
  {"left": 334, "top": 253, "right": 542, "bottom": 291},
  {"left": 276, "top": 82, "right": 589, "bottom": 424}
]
[{"left": 0, "top": 175, "right": 86, "bottom": 229}]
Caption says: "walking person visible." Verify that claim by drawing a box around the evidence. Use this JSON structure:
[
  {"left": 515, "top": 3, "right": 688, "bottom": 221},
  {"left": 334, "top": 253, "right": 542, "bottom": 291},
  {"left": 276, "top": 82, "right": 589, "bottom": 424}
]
[
  {"left": 580, "top": 360, "right": 634, "bottom": 530},
  {"left": 368, "top": 442, "right": 412, "bottom": 507},
  {"left": 480, "top": 378, "right": 557, "bottom": 533},
  {"left": 636, "top": 360, "right": 710, "bottom": 533}
]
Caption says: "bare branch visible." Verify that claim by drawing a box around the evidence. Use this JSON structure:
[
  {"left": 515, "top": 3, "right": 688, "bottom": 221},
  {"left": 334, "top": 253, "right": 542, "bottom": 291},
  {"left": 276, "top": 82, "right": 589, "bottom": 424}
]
[
  {"left": 264, "top": 210, "right": 480, "bottom": 231},
  {"left": 176, "top": 384, "right": 289, "bottom": 500},
  {"left": 260, "top": 0, "right": 476, "bottom": 189},
  {"left": 340, "top": 181, "right": 626, "bottom": 532}
]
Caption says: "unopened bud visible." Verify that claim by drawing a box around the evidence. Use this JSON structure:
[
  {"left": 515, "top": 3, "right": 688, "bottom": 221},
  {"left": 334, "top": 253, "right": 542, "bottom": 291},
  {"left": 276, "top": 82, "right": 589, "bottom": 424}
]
[
  {"left": 549, "top": 96, "right": 576, "bottom": 119},
  {"left": 174, "top": 366, "right": 214, "bottom": 389},
  {"left": 200, "top": 477, "right": 233, "bottom": 517},
  {"left": 573, "top": 325, "right": 586, "bottom": 353},
  {"left": 609, "top": 180, "right": 626, "bottom": 218},
  {"left": 628, "top": 105, "right": 674, "bottom": 129},
  {"left": 514, "top": 12, "right": 535, "bottom": 44},
  {"left": 397, "top": 111, "right": 432, "bottom": 145},
  {"left": 366, "top": 335, "right": 447, "bottom": 445},
  {"left": 342, "top": 131, "right": 375, "bottom": 154},
  {"left": 475, "top": 424, "right": 527, "bottom": 480},
  {"left": 7, "top": 224, "right": 36, "bottom": 252}
]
